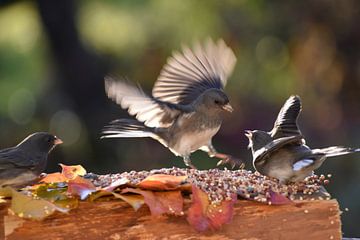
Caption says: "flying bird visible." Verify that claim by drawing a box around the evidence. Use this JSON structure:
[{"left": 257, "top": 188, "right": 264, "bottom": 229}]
[
  {"left": 0, "top": 132, "right": 62, "bottom": 188},
  {"left": 246, "top": 95, "right": 359, "bottom": 183},
  {"left": 102, "top": 39, "right": 243, "bottom": 169}
]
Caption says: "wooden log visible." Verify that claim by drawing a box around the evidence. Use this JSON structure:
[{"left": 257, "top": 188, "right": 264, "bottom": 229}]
[{"left": 1, "top": 199, "right": 341, "bottom": 240}]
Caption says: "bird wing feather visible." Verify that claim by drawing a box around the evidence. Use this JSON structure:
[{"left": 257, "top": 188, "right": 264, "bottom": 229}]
[
  {"left": 253, "top": 135, "right": 304, "bottom": 163},
  {"left": 0, "top": 147, "right": 35, "bottom": 169},
  {"left": 270, "top": 95, "right": 302, "bottom": 139},
  {"left": 152, "top": 39, "right": 236, "bottom": 105},
  {"left": 105, "top": 77, "right": 184, "bottom": 128}
]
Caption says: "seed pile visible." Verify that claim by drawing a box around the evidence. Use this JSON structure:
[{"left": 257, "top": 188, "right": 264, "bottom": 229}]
[{"left": 86, "top": 167, "right": 331, "bottom": 205}]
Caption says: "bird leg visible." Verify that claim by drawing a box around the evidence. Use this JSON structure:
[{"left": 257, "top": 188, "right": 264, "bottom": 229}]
[
  {"left": 202, "top": 144, "right": 245, "bottom": 169},
  {"left": 183, "top": 155, "right": 197, "bottom": 169}
]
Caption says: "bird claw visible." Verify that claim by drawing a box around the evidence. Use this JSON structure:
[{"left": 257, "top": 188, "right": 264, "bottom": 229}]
[{"left": 216, "top": 155, "right": 245, "bottom": 169}]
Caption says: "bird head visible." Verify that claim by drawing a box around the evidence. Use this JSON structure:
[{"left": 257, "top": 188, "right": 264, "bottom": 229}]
[
  {"left": 17, "top": 132, "right": 63, "bottom": 154},
  {"left": 245, "top": 130, "right": 272, "bottom": 153},
  {"left": 196, "top": 89, "right": 233, "bottom": 114}
]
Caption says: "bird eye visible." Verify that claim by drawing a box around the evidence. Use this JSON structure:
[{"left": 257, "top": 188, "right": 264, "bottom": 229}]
[
  {"left": 214, "top": 100, "right": 220, "bottom": 104},
  {"left": 47, "top": 137, "right": 52, "bottom": 143}
]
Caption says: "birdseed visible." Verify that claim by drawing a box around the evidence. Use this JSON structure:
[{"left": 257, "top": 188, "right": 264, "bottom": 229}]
[{"left": 86, "top": 167, "right": 330, "bottom": 205}]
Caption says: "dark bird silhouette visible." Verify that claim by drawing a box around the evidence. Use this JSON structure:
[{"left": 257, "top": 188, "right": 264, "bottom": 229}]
[
  {"left": 102, "top": 39, "right": 243, "bottom": 169},
  {"left": 0, "top": 132, "right": 62, "bottom": 188},
  {"left": 246, "top": 95, "right": 359, "bottom": 183}
]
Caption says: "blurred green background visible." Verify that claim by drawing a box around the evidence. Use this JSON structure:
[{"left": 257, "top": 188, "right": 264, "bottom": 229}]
[{"left": 0, "top": 0, "right": 359, "bottom": 236}]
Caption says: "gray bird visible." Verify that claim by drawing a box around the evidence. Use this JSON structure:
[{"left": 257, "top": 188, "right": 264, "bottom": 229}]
[
  {"left": 0, "top": 132, "right": 62, "bottom": 188},
  {"left": 102, "top": 39, "right": 243, "bottom": 169},
  {"left": 246, "top": 95, "right": 359, "bottom": 183}
]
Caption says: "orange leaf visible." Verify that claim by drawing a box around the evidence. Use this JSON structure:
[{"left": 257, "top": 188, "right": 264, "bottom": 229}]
[
  {"left": 67, "top": 176, "right": 96, "bottom": 200},
  {"left": 40, "top": 173, "right": 68, "bottom": 183},
  {"left": 138, "top": 174, "right": 187, "bottom": 191},
  {"left": 60, "top": 164, "right": 86, "bottom": 180},
  {"left": 122, "top": 188, "right": 183, "bottom": 216},
  {"left": 187, "top": 185, "right": 236, "bottom": 232}
]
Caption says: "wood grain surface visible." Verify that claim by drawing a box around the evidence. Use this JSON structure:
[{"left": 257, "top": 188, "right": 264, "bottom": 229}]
[{"left": 0, "top": 199, "right": 341, "bottom": 240}]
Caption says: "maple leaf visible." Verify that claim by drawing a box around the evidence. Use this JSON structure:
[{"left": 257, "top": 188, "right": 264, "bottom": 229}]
[
  {"left": 67, "top": 176, "right": 97, "bottom": 200},
  {"left": 138, "top": 174, "right": 187, "bottom": 191},
  {"left": 187, "top": 185, "right": 236, "bottom": 232},
  {"left": 60, "top": 164, "right": 87, "bottom": 180},
  {"left": 9, "top": 189, "right": 69, "bottom": 220},
  {"left": 268, "top": 189, "right": 292, "bottom": 205},
  {"left": 122, "top": 188, "right": 183, "bottom": 216}
]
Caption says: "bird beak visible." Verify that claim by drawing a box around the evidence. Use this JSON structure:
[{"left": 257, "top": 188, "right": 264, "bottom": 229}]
[
  {"left": 54, "top": 137, "right": 63, "bottom": 145},
  {"left": 244, "top": 130, "right": 253, "bottom": 139},
  {"left": 222, "top": 103, "right": 234, "bottom": 112}
]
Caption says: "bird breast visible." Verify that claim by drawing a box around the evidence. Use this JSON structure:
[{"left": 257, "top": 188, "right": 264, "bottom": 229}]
[{"left": 170, "top": 126, "right": 220, "bottom": 156}]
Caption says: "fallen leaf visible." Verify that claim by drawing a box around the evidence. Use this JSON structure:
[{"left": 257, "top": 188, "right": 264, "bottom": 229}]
[
  {"left": 122, "top": 188, "right": 183, "bottom": 216},
  {"left": 87, "top": 190, "right": 114, "bottom": 202},
  {"left": 4, "top": 215, "right": 25, "bottom": 237},
  {"left": 187, "top": 185, "right": 236, "bottom": 232},
  {"left": 138, "top": 174, "right": 187, "bottom": 191},
  {"left": 268, "top": 190, "right": 292, "bottom": 205},
  {"left": 67, "top": 176, "right": 96, "bottom": 200},
  {"left": 40, "top": 173, "right": 68, "bottom": 184},
  {"left": 54, "top": 197, "right": 79, "bottom": 210},
  {"left": 0, "top": 186, "right": 13, "bottom": 198},
  {"left": 33, "top": 184, "right": 67, "bottom": 201},
  {"left": 112, "top": 192, "right": 145, "bottom": 211},
  {"left": 60, "top": 164, "right": 86, "bottom": 180},
  {"left": 103, "top": 178, "right": 129, "bottom": 192},
  {"left": 10, "top": 189, "right": 69, "bottom": 220}
]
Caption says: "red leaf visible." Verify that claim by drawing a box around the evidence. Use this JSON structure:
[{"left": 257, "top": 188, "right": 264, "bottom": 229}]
[
  {"left": 268, "top": 190, "right": 292, "bottom": 205},
  {"left": 67, "top": 176, "right": 96, "bottom": 200},
  {"left": 122, "top": 188, "right": 183, "bottom": 216},
  {"left": 187, "top": 185, "right": 236, "bottom": 232},
  {"left": 40, "top": 173, "right": 68, "bottom": 183},
  {"left": 138, "top": 174, "right": 187, "bottom": 191},
  {"left": 60, "top": 164, "right": 86, "bottom": 180}
]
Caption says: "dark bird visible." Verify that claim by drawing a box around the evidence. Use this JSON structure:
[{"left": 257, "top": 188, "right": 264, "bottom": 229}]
[
  {"left": 102, "top": 39, "right": 243, "bottom": 169},
  {"left": 246, "top": 95, "right": 359, "bottom": 183},
  {"left": 0, "top": 132, "right": 62, "bottom": 188}
]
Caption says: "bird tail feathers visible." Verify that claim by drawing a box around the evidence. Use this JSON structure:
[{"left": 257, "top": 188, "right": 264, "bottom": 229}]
[
  {"left": 313, "top": 146, "right": 359, "bottom": 158},
  {"left": 101, "top": 119, "right": 156, "bottom": 139}
]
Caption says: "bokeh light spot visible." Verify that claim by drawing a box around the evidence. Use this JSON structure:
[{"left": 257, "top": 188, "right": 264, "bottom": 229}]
[
  {"left": 49, "top": 110, "right": 82, "bottom": 146},
  {"left": 256, "top": 36, "right": 289, "bottom": 71},
  {"left": 8, "top": 88, "right": 36, "bottom": 125}
]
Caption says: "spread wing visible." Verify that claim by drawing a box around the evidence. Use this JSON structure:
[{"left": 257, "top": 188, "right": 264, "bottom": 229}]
[
  {"left": 152, "top": 38, "right": 237, "bottom": 105},
  {"left": 270, "top": 95, "right": 302, "bottom": 139},
  {"left": 105, "top": 77, "right": 184, "bottom": 128}
]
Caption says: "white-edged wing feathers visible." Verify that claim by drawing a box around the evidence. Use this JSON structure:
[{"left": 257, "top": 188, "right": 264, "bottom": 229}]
[
  {"left": 105, "top": 77, "right": 182, "bottom": 128},
  {"left": 152, "top": 39, "right": 236, "bottom": 105}
]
